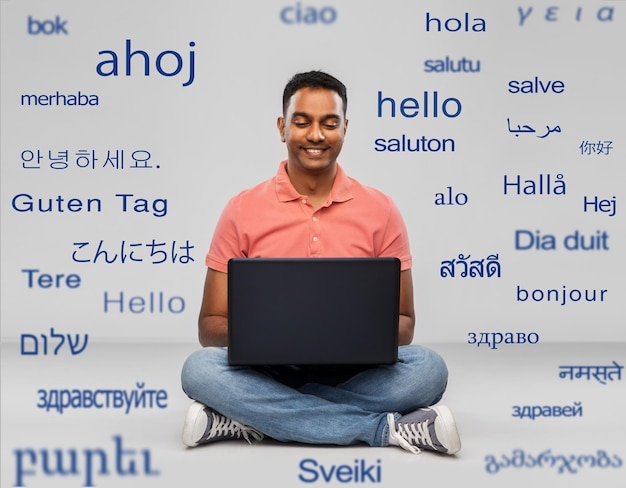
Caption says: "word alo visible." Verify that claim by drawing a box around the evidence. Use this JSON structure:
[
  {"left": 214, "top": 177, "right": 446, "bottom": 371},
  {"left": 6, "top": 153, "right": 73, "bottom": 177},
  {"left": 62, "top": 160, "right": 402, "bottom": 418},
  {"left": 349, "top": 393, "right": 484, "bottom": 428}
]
[{"left": 13, "top": 436, "right": 159, "bottom": 487}]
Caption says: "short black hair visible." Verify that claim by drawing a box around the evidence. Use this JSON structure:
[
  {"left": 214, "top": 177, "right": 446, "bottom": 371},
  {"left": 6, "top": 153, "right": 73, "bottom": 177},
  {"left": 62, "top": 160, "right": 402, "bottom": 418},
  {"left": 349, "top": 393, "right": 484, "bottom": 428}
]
[{"left": 282, "top": 70, "right": 347, "bottom": 116}]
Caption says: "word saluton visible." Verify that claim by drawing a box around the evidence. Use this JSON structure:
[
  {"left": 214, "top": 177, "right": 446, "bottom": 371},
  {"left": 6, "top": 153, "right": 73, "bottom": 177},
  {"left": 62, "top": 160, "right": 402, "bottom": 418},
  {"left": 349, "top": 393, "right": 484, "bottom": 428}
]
[{"left": 96, "top": 39, "right": 195, "bottom": 87}]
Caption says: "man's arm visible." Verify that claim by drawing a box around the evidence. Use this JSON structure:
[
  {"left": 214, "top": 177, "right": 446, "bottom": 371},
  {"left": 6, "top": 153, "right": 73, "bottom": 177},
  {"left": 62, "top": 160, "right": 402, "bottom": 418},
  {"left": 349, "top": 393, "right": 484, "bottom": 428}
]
[
  {"left": 398, "top": 269, "right": 416, "bottom": 345},
  {"left": 198, "top": 268, "right": 229, "bottom": 346}
]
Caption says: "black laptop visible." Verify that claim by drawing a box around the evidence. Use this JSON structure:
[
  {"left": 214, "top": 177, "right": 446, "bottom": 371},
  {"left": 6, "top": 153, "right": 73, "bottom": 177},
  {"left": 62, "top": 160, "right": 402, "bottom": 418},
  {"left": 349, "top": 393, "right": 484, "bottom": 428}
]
[{"left": 227, "top": 257, "right": 400, "bottom": 366}]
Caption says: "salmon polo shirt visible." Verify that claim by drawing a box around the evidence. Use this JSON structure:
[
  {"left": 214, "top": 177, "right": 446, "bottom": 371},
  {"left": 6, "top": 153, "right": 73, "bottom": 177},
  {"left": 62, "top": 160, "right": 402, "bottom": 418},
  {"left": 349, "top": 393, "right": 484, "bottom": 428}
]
[{"left": 206, "top": 161, "right": 412, "bottom": 273}]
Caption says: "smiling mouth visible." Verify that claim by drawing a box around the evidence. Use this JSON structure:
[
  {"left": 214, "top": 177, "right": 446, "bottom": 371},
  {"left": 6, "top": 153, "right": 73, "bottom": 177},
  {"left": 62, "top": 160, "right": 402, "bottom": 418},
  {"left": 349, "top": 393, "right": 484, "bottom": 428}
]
[{"left": 303, "top": 147, "right": 327, "bottom": 156}]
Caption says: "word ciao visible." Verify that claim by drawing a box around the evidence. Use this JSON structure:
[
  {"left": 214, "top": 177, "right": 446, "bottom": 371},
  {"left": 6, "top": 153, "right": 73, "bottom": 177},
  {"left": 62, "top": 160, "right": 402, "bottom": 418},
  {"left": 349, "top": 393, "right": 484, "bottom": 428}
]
[
  {"left": 37, "top": 382, "right": 168, "bottom": 414},
  {"left": 468, "top": 331, "right": 539, "bottom": 350},
  {"left": 515, "top": 230, "right": 610, "bottom": 251},
  {"left": 27, "top": 15, "right": 68, "bottom": 35},
  {"left": 13, "top": 436, "right": 159, "bottom": 487},
  {"left": 485, "top": 449, "right": 622, "bottom": 475},
  {"left": 11, "top": 193, "right": 168, "bottom": 217},
  {"left": 512, "top": 402, "right": 582, "bottom": 420},
  {"left": 96, "top": 39, "right": 195, "bottom": 87},
  {"left": 518, "top": 6, "right": 615, "bottom": 26},
  {"left": 280, "top": 3, "right": 337, "bottom": 24},
  {"left": 558, "top": 361, "right": 623, "bottom": 385},
  {"left": 426, "top": 12, "right": 485, "bottom": 32},
  {"left": 21, "top": 328, "right": 88, "bottom": 356},
  {"left": 298, "top": 458, "right": 381, "bottom": 483}
]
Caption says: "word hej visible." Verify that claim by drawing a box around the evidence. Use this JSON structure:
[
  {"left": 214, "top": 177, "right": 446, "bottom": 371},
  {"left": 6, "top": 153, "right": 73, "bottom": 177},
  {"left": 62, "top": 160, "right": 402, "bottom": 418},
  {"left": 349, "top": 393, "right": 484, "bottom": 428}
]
[
  {"left": 11, "top": 193, "right": 168, "bottom": 218},
  {"left": 21, "top": 327, "right": 88, "bottom": 356},
  {"left": 515, "top": 230, "right": 609, "bottom": 251},
  {"left": 13, "top": 436, "right": 159, "bottom": 487}
]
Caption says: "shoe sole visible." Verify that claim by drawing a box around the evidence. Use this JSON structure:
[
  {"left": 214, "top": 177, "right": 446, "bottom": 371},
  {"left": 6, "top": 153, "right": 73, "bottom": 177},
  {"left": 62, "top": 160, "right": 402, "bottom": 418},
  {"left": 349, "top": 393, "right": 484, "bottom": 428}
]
[
  {"left": 431, "top": 405, "right": 461, "bottom": 455},
  {"left": 182, "top": 401, "right": 208, "bottom": 447}
]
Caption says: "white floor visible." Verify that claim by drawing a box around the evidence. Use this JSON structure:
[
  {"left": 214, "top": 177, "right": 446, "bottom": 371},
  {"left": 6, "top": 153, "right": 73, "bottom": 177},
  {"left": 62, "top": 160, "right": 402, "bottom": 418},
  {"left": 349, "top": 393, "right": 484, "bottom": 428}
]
[{"left": 1, "top": 341, "right": 624, "bottom": 488}]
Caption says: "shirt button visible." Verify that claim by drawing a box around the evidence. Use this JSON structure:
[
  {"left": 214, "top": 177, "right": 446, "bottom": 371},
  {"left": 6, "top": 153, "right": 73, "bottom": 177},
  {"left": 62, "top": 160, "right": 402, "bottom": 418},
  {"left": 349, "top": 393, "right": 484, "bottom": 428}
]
[
  {"left": 312, "top": 216, "right": 318, "bottom": 222},
  {"left": 312, "top": 236, "right": 318, "bottom": 242},
  {"left": 301, "top": 199, "right": 307, "bottom": 205}
]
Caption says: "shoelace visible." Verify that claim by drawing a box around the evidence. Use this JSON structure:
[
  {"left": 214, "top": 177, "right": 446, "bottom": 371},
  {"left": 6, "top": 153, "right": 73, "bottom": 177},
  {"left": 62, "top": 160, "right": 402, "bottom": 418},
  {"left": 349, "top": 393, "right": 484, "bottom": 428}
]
[
  {"left": 386, "top": 413, "right": 435, "bottom": 454},
  {"left": 207, "top": 411, "right": 264, "bottom": 444}
]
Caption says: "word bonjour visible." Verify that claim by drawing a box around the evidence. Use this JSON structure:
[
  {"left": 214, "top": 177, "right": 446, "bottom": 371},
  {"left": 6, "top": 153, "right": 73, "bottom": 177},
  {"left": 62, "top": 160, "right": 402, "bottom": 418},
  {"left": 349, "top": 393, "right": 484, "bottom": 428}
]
[
  {"left": 13, "top": 436, "right": 159, "bottom": 487},
  {"left": 21, "top": 327, "right": 88, "bottom": 356},
  {"left": 516, "top": 285, "right": 607, "bottom": 306},
  {"left": 485, "top": 449, "right": 622, "bottom": 475},
  {"left": 512, "top": 402, "right": 582, "bottom": 420},
  {"left": 11, "top": 193, "right": 168, "bottom": 217},
  {"left": 298, "top": 458, "right": 382, "bottom": 483},
  {"left": 96, "top": 39, "right": 195, "bottom": 87}
]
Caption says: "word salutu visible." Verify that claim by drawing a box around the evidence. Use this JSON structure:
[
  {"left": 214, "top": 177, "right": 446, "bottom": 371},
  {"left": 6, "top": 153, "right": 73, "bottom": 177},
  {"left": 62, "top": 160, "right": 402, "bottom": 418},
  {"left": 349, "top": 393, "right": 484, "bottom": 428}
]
[
  {"left": 12, "top": 193, "right": 168, "bottom": 217},
  {"left": 13, "top": 435, "right": 159, "bottom": 487},
  {"left": 21, "top": 327, "right": 88, "bottom": 356},
  {"left": 558, "top": 361, "right": 623, "bottom": 385}
]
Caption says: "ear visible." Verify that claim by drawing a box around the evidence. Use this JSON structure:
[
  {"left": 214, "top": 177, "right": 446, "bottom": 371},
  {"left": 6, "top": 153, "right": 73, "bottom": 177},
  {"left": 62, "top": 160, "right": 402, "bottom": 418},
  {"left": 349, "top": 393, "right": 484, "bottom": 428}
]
[{"left": 277, "top": 116, "right": 286, "bottom": 142}]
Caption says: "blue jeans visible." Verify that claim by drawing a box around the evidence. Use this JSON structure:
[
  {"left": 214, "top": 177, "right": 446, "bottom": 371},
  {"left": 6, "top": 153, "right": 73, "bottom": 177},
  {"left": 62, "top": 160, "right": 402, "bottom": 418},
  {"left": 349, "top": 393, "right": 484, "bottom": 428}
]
[{"left": 181, "top": 345, "right": 448, "bottom": 447}]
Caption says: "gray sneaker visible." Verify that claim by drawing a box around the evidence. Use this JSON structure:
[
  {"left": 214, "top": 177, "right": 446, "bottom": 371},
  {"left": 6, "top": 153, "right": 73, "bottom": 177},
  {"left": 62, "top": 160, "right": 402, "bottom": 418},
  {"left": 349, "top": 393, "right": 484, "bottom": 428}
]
[
  {"left": 387, "top": 405, "right": 461, "bottom": 455},
  {"left": 182, "top": 401, "right": 264, "bottom": 447}
]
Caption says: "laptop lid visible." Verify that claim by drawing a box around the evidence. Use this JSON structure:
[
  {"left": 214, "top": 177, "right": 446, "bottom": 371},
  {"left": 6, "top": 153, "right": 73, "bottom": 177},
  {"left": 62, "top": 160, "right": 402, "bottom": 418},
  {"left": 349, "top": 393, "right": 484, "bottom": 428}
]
[{"left": 227, "top": 257, "right": 400, "bottom": 366}]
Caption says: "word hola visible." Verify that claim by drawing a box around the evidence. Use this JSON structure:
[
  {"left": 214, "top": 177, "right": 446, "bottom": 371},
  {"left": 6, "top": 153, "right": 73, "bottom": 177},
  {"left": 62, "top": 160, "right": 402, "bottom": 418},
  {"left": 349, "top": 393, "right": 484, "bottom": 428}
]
[
  {"left": 515, "top": 229, "right": 610, "bottom": 251},
  {"left": 508, "top": 77, "right": 565, "bottom": 94},
  {"left": 435, "top": 186, "right": 468, "bottom": 206},
  {"left": 27, "top": 16, "right": 68, "bottom": 35},
  {"left": 104, "top": 291, "right": 186, "bottom": 314},
  {"left": 280, "top": 3, "right": 337, "bottom": 24},
  {"left": 13, "top": 435, "right": 159, "bottom": 487},
  {"left": 21, "top": 327, "right": 88, "bottom": 356},
  {"left": 584, "top": 195, "right": 616, "bottom": 217},
  {"left": 426, "top": 12, "right": 486, "bottom": 32},
  {"left": 377, "top": 91, "right": 462, "bottom": 118},
  {"left": 518, "top": 6, "right": 615, "bottom": 26},
  {"left": 298, "top": 458, "right": 381, "bottom": 483},
  {"left": 97, "top": 39, "right": 195, "bottom": 87}
]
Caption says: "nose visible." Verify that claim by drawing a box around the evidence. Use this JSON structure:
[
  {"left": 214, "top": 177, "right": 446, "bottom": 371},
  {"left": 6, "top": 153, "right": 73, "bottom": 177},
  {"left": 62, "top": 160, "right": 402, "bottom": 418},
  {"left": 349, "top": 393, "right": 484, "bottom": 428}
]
[{"left": 307, "top": 123, "right": 325, "bottom": 142}]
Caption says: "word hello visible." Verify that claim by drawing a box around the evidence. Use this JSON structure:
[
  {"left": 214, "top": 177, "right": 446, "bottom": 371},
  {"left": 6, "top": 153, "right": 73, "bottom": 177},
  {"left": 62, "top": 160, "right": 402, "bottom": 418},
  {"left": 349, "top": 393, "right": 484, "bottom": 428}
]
[
  {"left": 280, "top": 3, "right": 337, "bottom": 24},
  {"left": 104, "top": 291, "right": 186, "bottom": 314},
  {"left": 298, "top": 458, "right": 381, "bottom": 483},
  {"left": 515, "top": 230, "right": 610, "bottom": 251},
  {"left": 377, "top": 91, "right": 462, "bottom": 118},
  {"left": 97, "top": 39, "right": 195, "bottom": 87},
  {"left": 426, "top": 12, "right": 486, "bottom": 32},
  {"left": 27, "top": 15, "right": 68, "bottom": 35},
  {"left": 13, "top": 435, "right": 159, "bottom": 487}
]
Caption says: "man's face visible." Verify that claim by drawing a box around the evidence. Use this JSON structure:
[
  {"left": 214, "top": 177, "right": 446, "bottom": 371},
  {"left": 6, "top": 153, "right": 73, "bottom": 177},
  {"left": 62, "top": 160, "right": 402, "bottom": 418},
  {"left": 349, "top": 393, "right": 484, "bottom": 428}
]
[{"left": 277, "top": 87, "right": 348, "bottom": 174}]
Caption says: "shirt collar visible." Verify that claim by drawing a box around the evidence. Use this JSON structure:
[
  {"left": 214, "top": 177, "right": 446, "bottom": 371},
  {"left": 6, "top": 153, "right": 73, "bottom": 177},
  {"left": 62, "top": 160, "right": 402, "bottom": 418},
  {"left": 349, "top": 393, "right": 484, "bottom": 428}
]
[{"left": 275, "top": 160, "right": 354, "bottom": 204}]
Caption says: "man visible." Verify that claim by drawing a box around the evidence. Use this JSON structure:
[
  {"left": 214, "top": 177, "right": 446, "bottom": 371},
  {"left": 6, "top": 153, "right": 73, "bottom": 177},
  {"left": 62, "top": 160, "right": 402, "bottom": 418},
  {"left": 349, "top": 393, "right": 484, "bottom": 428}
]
[{"left": 180, "top": 71, "right": 461, "bottom": 454}]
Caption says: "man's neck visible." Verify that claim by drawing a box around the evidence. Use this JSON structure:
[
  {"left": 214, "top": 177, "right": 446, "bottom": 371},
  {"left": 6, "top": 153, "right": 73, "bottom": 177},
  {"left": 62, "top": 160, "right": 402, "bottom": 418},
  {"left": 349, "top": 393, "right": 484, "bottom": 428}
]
[{"left": 286, "top": 162, "right": 337, "bottom": 208}]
